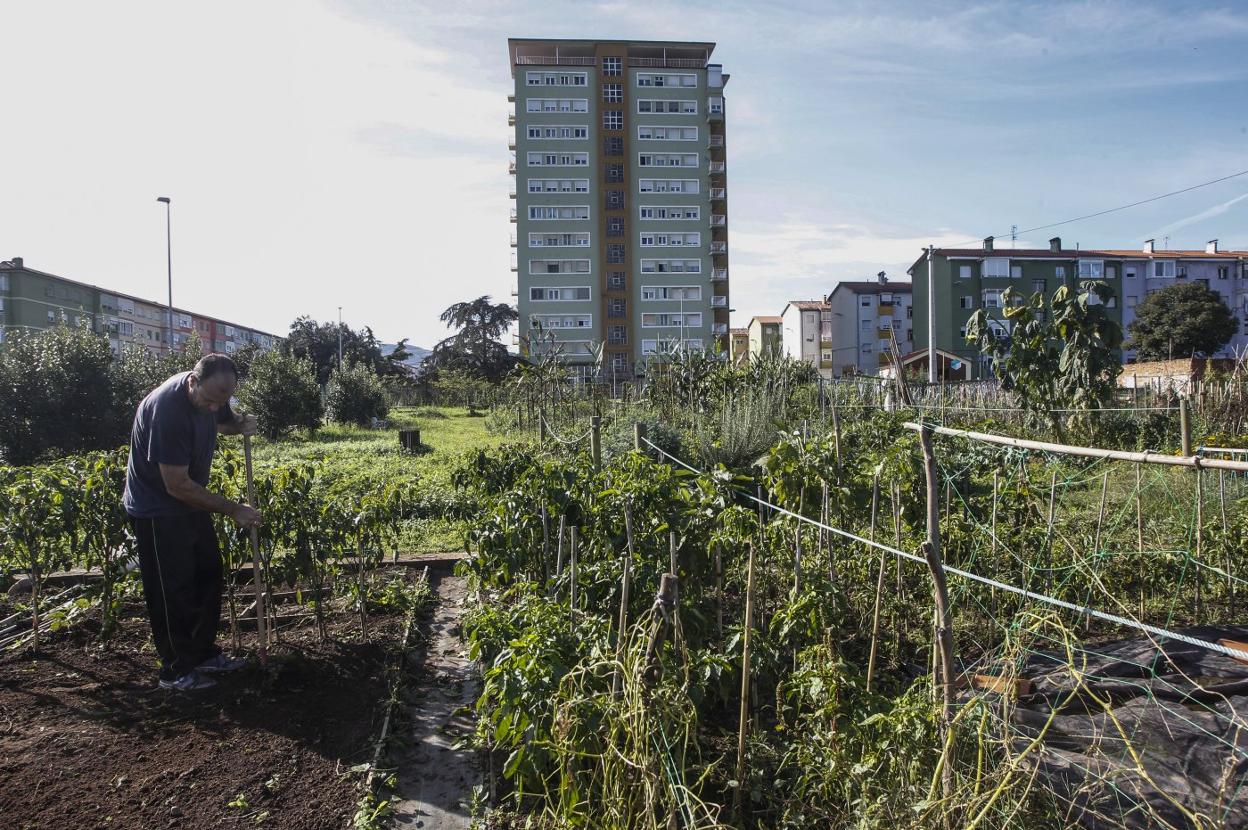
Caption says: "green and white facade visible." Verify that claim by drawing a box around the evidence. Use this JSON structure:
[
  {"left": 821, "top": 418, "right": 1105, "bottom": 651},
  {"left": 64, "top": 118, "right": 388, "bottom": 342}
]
[{"left": 509, "top": 39, "right": 730, "bottom": 379}]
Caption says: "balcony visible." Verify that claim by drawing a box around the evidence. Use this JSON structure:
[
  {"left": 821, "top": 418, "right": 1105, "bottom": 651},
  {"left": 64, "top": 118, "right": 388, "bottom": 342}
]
[
  {"left": 507, "top": 94, "right": 515, "bottom": 103},
  {"left": 709, "top": 135, "right": 724, "bottom": 148},
  {"left": 508, "top": 161, "right": 516, "bottom": 175},
  {"left": 712, "top": 323, "right": 728, "bottom": 335},
  {"left": 508, "top": 139, "right": 516, "bottom": 151},
  {"left": 511, "top": 285, "right": 518, "bottom": 296},
  {"left": 710, "top": 214, "right": 726, "bottom": 228},
  {"left": 710, "top": 241, "right": 727, "bottom": 254},
  {"left": 711, "top": 296, "right": 728, "bottom": 308},
  {"left": 510, "top": 263, "right": 517, "bottom": 272},
  {"left": 516, "top": 55, "right": 597, "bottom": 66},
  {"left": 509, "top": 234, "right": 517, "bottom": 248},
  {"left": 707, "top": 97, "right": 724, "bottom": 120},
  {"left": 709, "top": 187, "right": 725, "bottom": 201},
  {"left": 629, "top": 56, "right": 704, "bottom": 68},
  {"left": 709, "top": 161, "right": 726, "bottom": 174},
  {"left": 507, "top": 112, "right": 515, "bottom": 126},
  {"left": 711, "top": 268, "right": 728, "bottom": 281},
  {"left": 509, "top": 190, "right": 517, "bottom": 199},
  {"left": 509, "top": 208, "right": 517, "bottom": 223}
]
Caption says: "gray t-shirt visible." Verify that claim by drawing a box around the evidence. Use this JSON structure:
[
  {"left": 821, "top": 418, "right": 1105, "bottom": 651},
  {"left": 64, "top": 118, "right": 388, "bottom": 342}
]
[{"left": 123, "top": 372, "right": 233, "bottom": 518}]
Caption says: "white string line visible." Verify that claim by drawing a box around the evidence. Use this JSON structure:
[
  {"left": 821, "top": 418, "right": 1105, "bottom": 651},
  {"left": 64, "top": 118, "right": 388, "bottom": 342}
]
[
  {"left": 639, "top": 436, "right": 1248, "bottom": 664},
  {"left": 908, "top": 404, "right": 1179, "bottom": 414},
  {"left": 539, "top": 415, "right": 593, "bottom": 447}
]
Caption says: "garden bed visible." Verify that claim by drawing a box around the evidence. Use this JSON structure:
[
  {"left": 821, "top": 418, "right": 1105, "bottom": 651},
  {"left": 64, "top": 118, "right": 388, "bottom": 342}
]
[{"left": 0, "top": 583, "right": 418, "bottom": 830}]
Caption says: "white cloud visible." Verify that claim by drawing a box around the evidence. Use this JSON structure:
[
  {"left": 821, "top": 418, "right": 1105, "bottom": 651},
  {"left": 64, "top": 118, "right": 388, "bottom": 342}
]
[{"left": 1149, "top": 192, "right": 1248, "bottom": 239}]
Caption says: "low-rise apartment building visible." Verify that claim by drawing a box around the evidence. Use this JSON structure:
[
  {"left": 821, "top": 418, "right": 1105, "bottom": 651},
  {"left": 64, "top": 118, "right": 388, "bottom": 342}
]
[
  {"left": 0, "top": 257, "right": 279, "bottom": 356},
  {"left": 780, "top": 300, "right": 834, "bottom": 379},
  {"left": 747, "top": 315, "right": 781, "bottom": 359},
  {"left": 825, "top": 275, "right": 913, "bottom": 377},
  {"left": 910, "top": 237, "right": 1248, "bottom": 376},
  {"left": 729, "top": 327, "right": 748, "bottom": 364}
]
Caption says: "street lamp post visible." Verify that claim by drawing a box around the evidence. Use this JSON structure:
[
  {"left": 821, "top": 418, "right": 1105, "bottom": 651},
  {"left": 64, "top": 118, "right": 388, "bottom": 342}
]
[{"left": 157, "top": 197, "right": 172, "bottom": 354}]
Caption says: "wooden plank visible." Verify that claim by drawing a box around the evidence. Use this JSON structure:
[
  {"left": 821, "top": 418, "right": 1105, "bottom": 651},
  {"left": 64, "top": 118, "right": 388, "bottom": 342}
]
[
  {"left": 972, "top": 674, "right": 1033, "bottom": 698},
  {"left": 1218, "top": 639, "right": 1248, "bottom": 666}
]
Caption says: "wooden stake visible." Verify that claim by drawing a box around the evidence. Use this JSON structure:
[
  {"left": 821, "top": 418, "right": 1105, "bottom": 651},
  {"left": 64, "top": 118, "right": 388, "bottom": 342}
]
[
  {"left": 1136, "top": 464, "right": 1145, "bottom": 620},
  {"left": 613, "top": 513, "right": 634, "bottom": 697},
  {"left": 570, "top": 526, "right": 579, "bottom": 613},
  {"left": 715, "top": 541, "right": 724, "bottom": 640},
  {"left": 990, "top": 470, "right": 999, "bottom": 621},
  {"left": 540, "top": 504, "right": 550, "bottom": 586},
  {"left": 669, "top": 531, "right": 678, "bottom": 578},
  {"left": 1220, "top": 470, "right": 1233, "bottom": 617},
  {"left": 1195, "top": 466, "right": 1203, "bottom": 623},
  {"left": 866, "top": 473, "right": 885, "bottom": 693},
  {"left": 1043, "top": 470, "right": 1057, "bottom": 593},
  {"left": 1180, "top": 397, "right": 1192, "bottom": 457},
  {"left": 733, "top": 543, "right": 757, "bottom": 819},
  {"left": 918, "top": 425, "right": 957, "bottom": 815},
  {"left": 1088, "top": 470, "right": 1109, "bottom": 633},
  {"left": 243, "top": 434, "right": 268, "bottom": 664},
  {"left": 590, "top": 415, "right": 602, "bottom": 470},
  {"left": 555, "top": 514, "right": 566, "bottom": 579}
]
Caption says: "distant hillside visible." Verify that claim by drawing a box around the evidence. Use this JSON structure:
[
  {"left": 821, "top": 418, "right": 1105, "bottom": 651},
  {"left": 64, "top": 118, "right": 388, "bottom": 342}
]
[{"left": 380, "top": 342, "right": 430, "bottom": 372}]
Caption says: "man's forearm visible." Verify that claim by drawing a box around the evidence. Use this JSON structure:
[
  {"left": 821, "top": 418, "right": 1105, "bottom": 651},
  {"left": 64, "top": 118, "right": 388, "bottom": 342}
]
[{"left": 169, "top": 479, "right": 240, "bottom": 516}]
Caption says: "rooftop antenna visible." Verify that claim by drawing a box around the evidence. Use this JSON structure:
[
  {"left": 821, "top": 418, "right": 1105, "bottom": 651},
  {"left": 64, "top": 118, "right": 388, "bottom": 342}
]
[
  {"left": 1164, "top": 235, "right": 1170, "bottom": 251},
  {"left": 1011, "top": 224, "right": 1017, "bottom": 249}
]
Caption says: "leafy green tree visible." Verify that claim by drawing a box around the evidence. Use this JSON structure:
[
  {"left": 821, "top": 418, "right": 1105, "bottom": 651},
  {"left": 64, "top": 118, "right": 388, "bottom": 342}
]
[
  {"left": 0, "top": 325, "right": 118, "bottom": 464},
  {"left": 236, "top": 349, "right": 323, "bottom": 438},
  {"left": 283, "top": 316, "right": 397, "bottom": 385},
  {"left": 424, "top": 296, "right": 518, "bottom": 383},
  {"left": 325, "top": 362, "right": 389, "bottom": 426},
  {"left": 1127, "top": 282, "right": 1237, "bottom": 359},
  {"left": 432, "top": 367, "right": 492, "bottom": 412},
  {"left": 968, "top": 281, "right": 1123, "bottom": 438}
]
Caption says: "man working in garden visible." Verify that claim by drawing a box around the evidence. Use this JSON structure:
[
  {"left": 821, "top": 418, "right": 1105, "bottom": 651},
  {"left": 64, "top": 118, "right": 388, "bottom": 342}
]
[{"left": 123, "top": 354, "right": 261, "bottom": 692}]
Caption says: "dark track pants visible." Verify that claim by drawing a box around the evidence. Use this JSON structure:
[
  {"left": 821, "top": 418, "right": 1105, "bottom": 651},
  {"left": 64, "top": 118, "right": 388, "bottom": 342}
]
[{"left": 130, "top": 512, "right": 223, "bottom": 681}]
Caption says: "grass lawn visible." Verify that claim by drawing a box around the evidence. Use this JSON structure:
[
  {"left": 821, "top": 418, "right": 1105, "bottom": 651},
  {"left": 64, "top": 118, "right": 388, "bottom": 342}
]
[{"left": 239, "top": 406, "right": 510, "bottom": 552}]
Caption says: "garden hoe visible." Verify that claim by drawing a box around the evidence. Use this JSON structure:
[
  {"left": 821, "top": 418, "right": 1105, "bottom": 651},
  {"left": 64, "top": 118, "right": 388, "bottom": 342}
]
[{"left": 243, "top": 433, "right": 268, "bottom": 667}]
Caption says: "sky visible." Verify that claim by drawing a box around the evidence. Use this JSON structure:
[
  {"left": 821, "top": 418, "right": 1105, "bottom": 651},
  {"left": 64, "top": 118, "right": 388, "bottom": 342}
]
[{"left": 2, "top": 0, "right": 1247, "bottom": 348}]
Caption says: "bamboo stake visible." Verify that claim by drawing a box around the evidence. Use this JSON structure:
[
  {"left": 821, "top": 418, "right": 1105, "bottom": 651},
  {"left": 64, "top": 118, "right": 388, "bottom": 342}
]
[
  {"left": 243, "top": 434, "right": 268, "bottom": 664},
  {"left": 715, "top": 541, "right": 723, "bottom": 640},
  {"left": 555, "top": 514, "right": 566, "bottom": 579},
  {"left": 1195, "top": 466, "right": 1204, "bottom": 624},
  {"left": 865, "top": 473, "right": 885, "bottom": 692},
  {"left": 613, "top": 514, "right": 633, "bottom": 697},
  {"left": 540, "top": 504, "right": 550, "bottom": 586},
  {"left": 1220, "top": 470, "right": 1233, "bottom": 616},
  {"left": 793, "top": 525, "right": 802, "bottom": 597},
  {"left": 918, "top": 425, "right": 957, "bottom": 819},
  {"left": 1088, "top": 470, "right": 1109, "bottom": 633},
  {"left": 733, "top": 543, "right": 757, "bottom": 819},
  {"left": 990, "top": 470, "right": 999, "bottom": 622},
  {"left": 1043, "top": 470, "right": 1058, "bottom": 593},
  {"left": 1137, "top": 464, "right": 1145, "bottom": 620},
  {"left": 669, "top": 531, "right": 678, "bottom": 578},
  {"left": 569, "top": 526, "right": 579, "bottom": 613}
]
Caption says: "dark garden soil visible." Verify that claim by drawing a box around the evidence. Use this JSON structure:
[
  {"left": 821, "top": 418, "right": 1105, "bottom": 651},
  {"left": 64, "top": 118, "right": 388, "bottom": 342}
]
[{"left": 0, "top": 587, "right": 413, "bottom": 830}]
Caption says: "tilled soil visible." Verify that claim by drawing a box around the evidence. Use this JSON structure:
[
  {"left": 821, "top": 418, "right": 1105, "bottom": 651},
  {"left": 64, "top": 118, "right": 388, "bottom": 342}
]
[{"left": 0, "top": 597, "right": 408, "bottom": 830}]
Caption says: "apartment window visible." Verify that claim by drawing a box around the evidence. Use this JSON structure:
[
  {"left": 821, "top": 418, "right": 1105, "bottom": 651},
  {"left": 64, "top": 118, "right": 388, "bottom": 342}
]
[
  {"left": 637, "top": 73, "right": 697, "bottom": 88},
  {"left": 860, "top": 296, "right": 871, "bottom": 307},
  {"left": 639, "top": 179, "right": 699, "bottom": 194},
  {"left": 958, "top": 264, "right": 972, "bottom": 279},
  {"left": 1219, "top": 266, "right": 1230, "bottom": 280},
  {"left": 603, "top": 83, "right": 622, "bottom": 103},
  {"left": 527, "top": 125, "right": 589, "bottom": 140},
  {"left": 862, "top": 343, "right": 873, "bottom": 354},
  {"left": 641, "top": 286, "right": 701, "bottom": 301},
  {"left": 602, "top": 56, "right": 621, "bottom": 76},
  {"left": 527, "top": 178, "right": 590, "bottom": 193},
  {"left": 603, "top": 136, "right": 623, "bottom": 157},
  {"left": 526, "top": 98, "right": 589, "bottom": 113},
  {"left": 981, "top": 289, "right": 1007, "bottom": 309},
  {"left": 607, "top": 244, "right": 625, "bottom": 264},
  {"left": 637, "top": 126, "right": 698, "bottom": 141},
  {"left": 527, "top": 151, "right": 589, "bottom": 167},
  {"left": 608, "top": 271, "right": 626, "bottom": 289},
  {"left": 525, "top": 71, "right": 587, "bottom": 87},
  {"left": 605, "top": 163, "right": 624, "bottom": 183},
  {"left": 529, "top": 206, "right": 590, "bottom": 220},
  {"left": 0, "top": 274, "right": 8, "bottom": 291},
  {"left": 530, "top": 286, "right": 591, "bottom": 301},
  {"left": 1125, "top": 266, "right": 1137, "bottom": 279},
  {"left": 1177, "top": 265, "right": 1187, "bottom": 279},
  {"left": 1154, "top": 261, "right": 1176, "bottom": 278},
  {"left": 641, "top": 312, "right": 702, "bottom": 328},
  {"left": 1127, "top": 295, "right": 1138, "bottom": 307},
  {"left": 529, "top": 259, "right": 591, "bottom": 275},
  {"left": 608, "top": 325, "right": 627, "bottom": 344},
  {"left": 47, "top": 309, "right": 56, "bottom": 322},
  {"left": 606, "top": 189, "right": 625, "bottom": 210},
  {"left": 529, "top": 232, "right": 591, "bottom": 248},
  {"left": 982, "top": 258, "right": 1010, "bottom": 279},
  {"left": 640, "top": 232, "right": 700, "bottom": 247},
  {"left": 959, "top": 296, "right": 973, "bottom": 310},
  {"left": 1032, "top": 280, "right": 1046, "bottom": 295},
  {"left": 603, "top": 110, "right": 622, "bottom": 130},
  {"left": 640, "top": 206, "right": 700, "bottom": 220},
  {"left": 1105, "top": 265, "right": 1117, "bottom": 279},
  {"left": 1010, "top": 265, "right": 1023, "bottom": 279},
  {"left": 1078, "top": 259, "right": 1104, "bottom": 279},
  {"left": 638, "top": 153, "right": 698, "bottom": 168},
  {"left": 607, "top": 216, "right": 625, "bottom": 237},
  {"left": 530, "top": 314, "right": 592, "bottom": 329},
  {"left": 608, "top": 298, "right": 626, "bottom": 318},
  {"left": 636, "top": 99, "right": 697, "bottom": 114},
  {"left": 640, "top": 259, "right": 701, "bottom": 274}
]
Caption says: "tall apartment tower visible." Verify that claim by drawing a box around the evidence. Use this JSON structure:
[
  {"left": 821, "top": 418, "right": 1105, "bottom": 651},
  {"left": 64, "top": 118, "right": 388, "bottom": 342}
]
[{"left": 508, "top": 39, "right": 730, "bottom": 380}]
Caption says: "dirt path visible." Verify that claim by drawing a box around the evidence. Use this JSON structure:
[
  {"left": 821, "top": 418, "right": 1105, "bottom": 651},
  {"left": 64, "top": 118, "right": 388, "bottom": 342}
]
[{"left": 390, "top": 559, "right": 480, "bottom": 829}]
